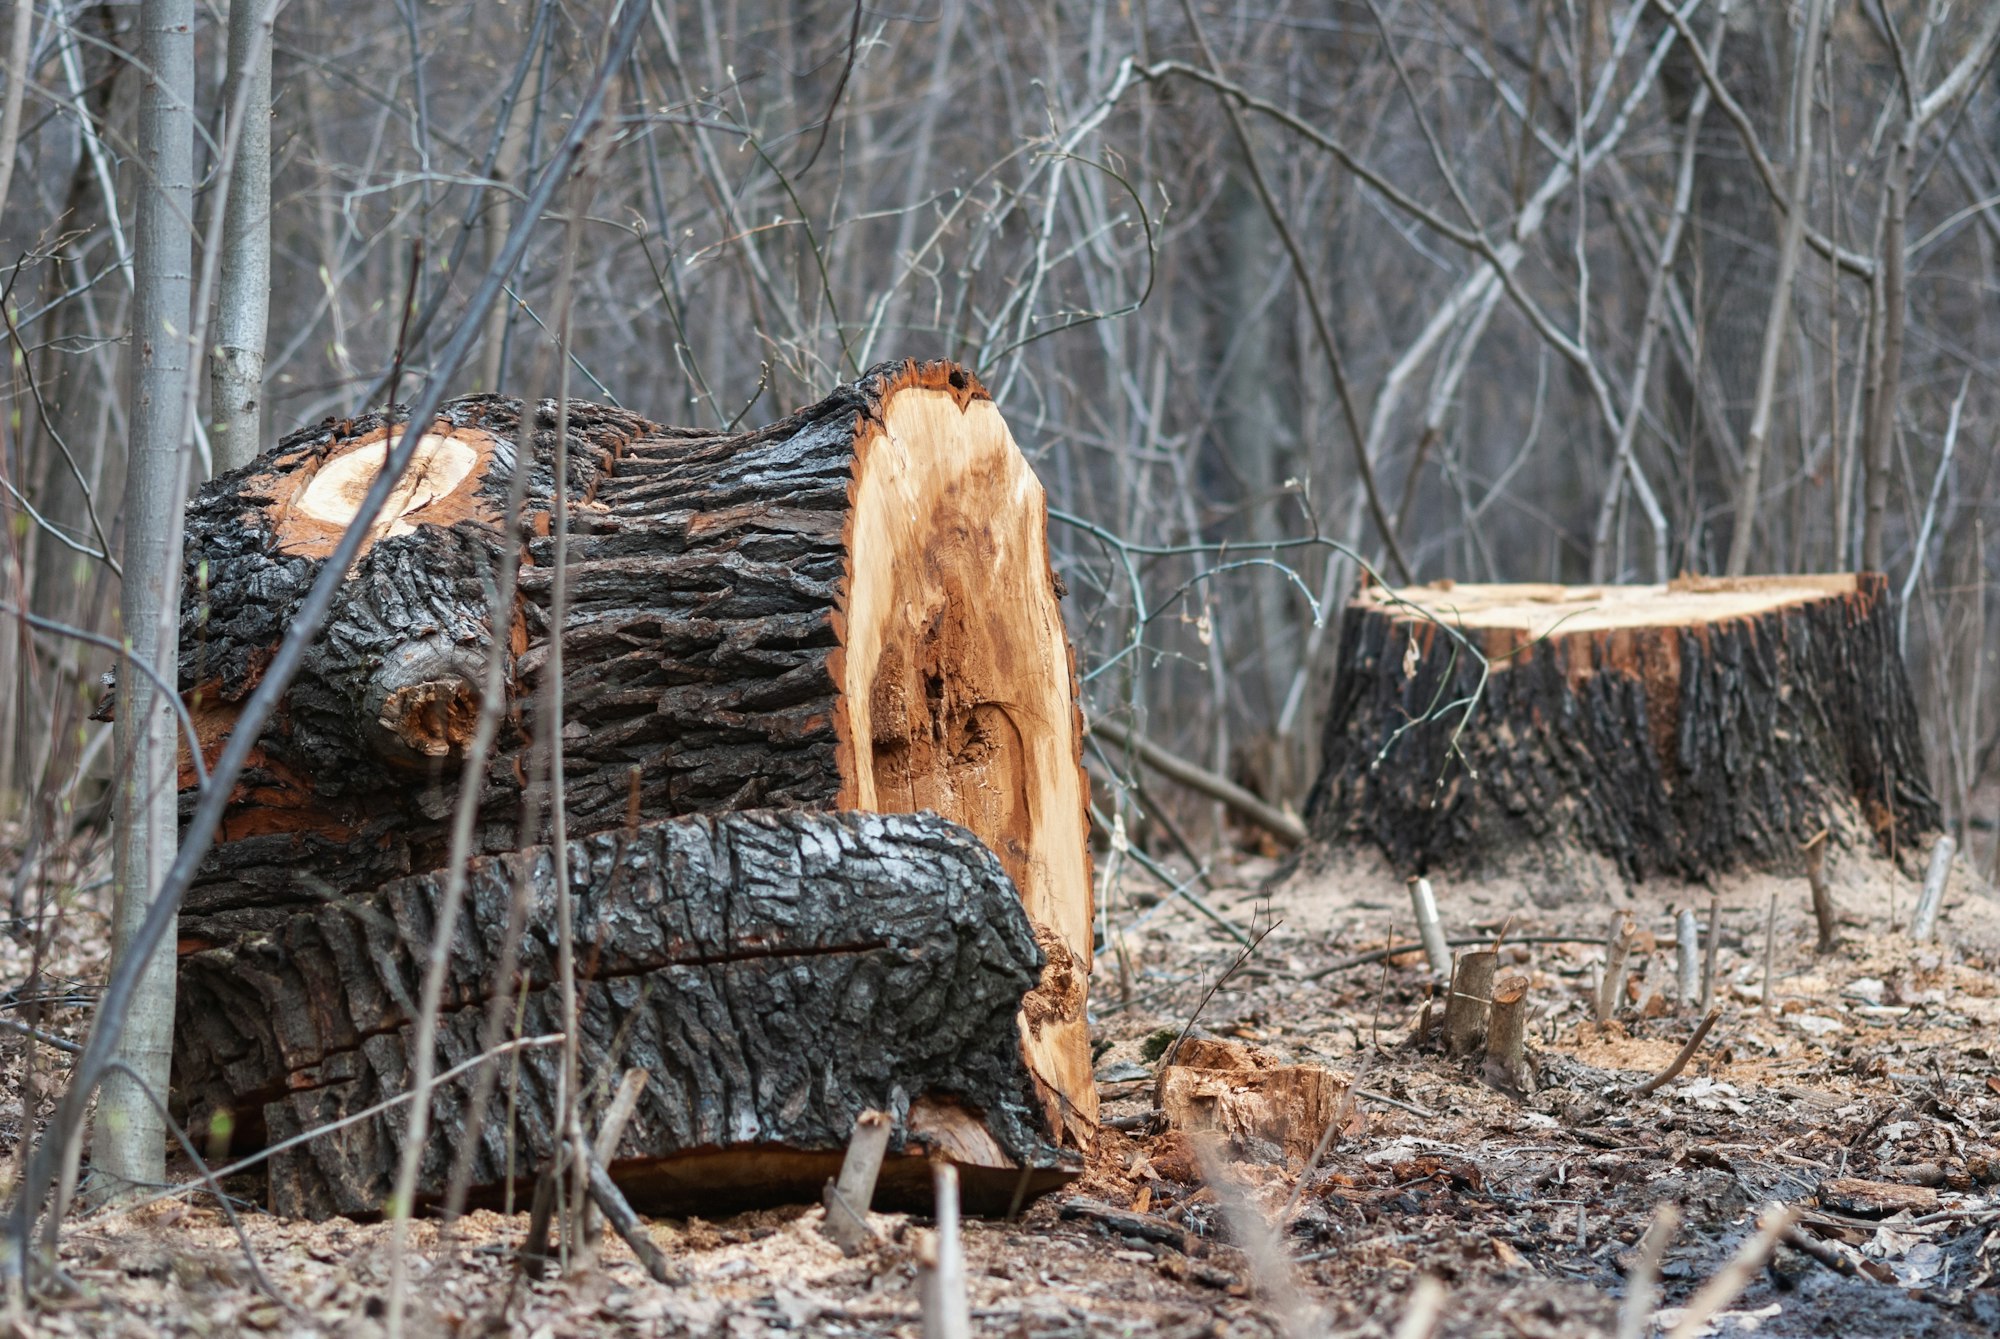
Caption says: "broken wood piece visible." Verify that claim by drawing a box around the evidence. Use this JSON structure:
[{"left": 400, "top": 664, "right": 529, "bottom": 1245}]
[
  {"left": 1406, "top": 877, "right": 1452, "bottom": 981},
  {"left": 582, "top": 1143, "right": 684, "bottom": 1285},
  {"left": 1300, "top": 577, "right": 1939, "bottom": 887},
  {"left": 1816, "top": 1177, "right": 1940, "bottom": 1218},
  {"left": 1154, "top": 1038, "right": 1349, "bottom": 1164},
  {"left": 1615, "top": 1204, "right": 1679, "bottom": 1339},
  {"left": 1596, "top": 914, "right": 1639, "bottom": 1023},
  {"left": 176, "top": 809, "right": 1077, "bottom": 1219},
  {"left": 1802, "top": 830, "right": 1836, "bottom": 954},
  {"left": 1443, "top": 950, "right": 1497, "bottom": 1056},
  {"left": 820, "top": 1109, "right": 893, "bottom": 1255},
  {"left": 170, "top": 361, "right": 1097, "bottom": 1154},
  {"left": 1480, "top": 973, "right": 1532, "bottom": 1097},
  {"left": 1910, "top": 834, "right": 1955, "bottom": 942},
  {"left": 1056, "top": 1198, "right": 1190, "bottom": 1249},
  {"left": 922, "top": 1162, "right": 970, "bottom": 1339},
  {"left": 1761, "top": 892, "right": 1778, "bottom": 1016}
]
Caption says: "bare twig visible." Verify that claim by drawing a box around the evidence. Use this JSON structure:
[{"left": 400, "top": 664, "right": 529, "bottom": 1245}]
[{"left": 1630, "top": 1009, "right": 1722, "bottom": 1099}]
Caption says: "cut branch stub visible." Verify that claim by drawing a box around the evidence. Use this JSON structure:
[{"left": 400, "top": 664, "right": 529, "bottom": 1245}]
[
  {"left": 174, "top": 359, "right": 1096, "bottom": 1154},
  {"left": 175, "top": 809, "right": 1075, "bottom": 1219},
  {"left": 1299, "top": 575, "right": 1938, "bottom": 891}
]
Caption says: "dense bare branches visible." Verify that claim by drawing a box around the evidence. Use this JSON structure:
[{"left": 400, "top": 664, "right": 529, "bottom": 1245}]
[{"left": 0, "top": 0, "right": 1998, "bottom": 1273}]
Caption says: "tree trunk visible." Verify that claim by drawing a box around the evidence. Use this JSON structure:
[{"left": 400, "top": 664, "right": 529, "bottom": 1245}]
[
  {"left": 176, "top": 809, "right": 1072, "bottom": 1219},
  {"left": 1297, "top": 575, "right": 1938, "bottom": 891},
  {"left": 99, "top": 0, "right": 195, "bottom": 1200},
  {"left": 171, "top": 359, "right": 1095, "bottom": 1152},
  {"left": 208, "top": 0, "right": 274, "bottom": 475}
]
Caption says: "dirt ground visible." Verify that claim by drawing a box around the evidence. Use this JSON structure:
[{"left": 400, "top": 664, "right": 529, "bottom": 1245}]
[{"left": 2, "top": 824, "right": 1997, "bottom": 1338}]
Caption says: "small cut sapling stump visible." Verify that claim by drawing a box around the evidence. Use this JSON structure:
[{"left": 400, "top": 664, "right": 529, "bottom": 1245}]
[
  {"left": 1296, "top": 575, "right": 1939, "bottom": 893},
  {"left": 167, "top": 360, "right": 1097, "bottom": 1212}
]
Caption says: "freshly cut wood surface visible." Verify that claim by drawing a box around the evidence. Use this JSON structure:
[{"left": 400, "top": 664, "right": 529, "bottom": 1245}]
[
  {"left": 173, "top": 359, "right": 1097, "bottom": 1152},
  {"left": 1154, "top": 1039, "right": 1348, "bottom": 1164},
  {"left": 1301, "top": 574, "right": 1938, "bottom": 887},
  {"left": 175, "top": 809, "right": 1073, "bottom": 1219}
]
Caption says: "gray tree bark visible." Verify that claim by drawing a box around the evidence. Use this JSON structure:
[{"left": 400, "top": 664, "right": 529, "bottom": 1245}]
[
  {"left": 100, "top": 0, "right": 195, "bottom": 1197},
  {"left": 1724, "top": 0, "right": 1825, "bottom": 576},
  {"left": 210, "top": 0, "right": 274, "bottom": 474}
]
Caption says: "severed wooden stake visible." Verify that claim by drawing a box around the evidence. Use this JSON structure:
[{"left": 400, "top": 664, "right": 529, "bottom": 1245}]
[
  {"left": 1699, "top": 894, "right": 1722, "bottom": 1014},
  {"left": 1480, "top": 973, "right": 1533, "bottom": 1097},
  {"left": 1596, "top": 913, "right": 1639, "bottom": 1023},
  {"left": 1442, "top": 950, "right": 1497, "bottom": 1057},
  {"left": 921, "top": 1161, "right": 970, "bottom": 1339},
  {"left": 820, "top": 1109, "right": 893, "bottom": 1255},
  {"left": 1802, "top": 830, "right": 1836, "bottom": 954},
  {"left": 1675, "top": 909, "right": 1700, "bottom": 1007},
  {"left": 1910, "top": 834, "right": 1955, "bottom": 942},
  {"left": 1406, "top": 877, "right": 1452, "bottom": 982}
]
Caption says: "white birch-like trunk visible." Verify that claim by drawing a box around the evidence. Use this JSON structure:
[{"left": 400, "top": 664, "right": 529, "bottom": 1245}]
[
  {"left": 211, "top": 0, "right": 272, "bottom": 474},
  {"left": 99, "top": 0, "right": 194, "bottom": 1197}
]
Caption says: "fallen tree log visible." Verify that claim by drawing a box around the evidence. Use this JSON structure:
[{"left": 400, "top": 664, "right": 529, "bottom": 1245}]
[
  {"left": 170, "top": 359, "right": 1096, "bottom": 1149},
  {"left": 1296, "top": 575, "right": 1938, "bottom": 889},
  {"left": 175, "top": 809, "right": 1075, "bottom": 1219}
]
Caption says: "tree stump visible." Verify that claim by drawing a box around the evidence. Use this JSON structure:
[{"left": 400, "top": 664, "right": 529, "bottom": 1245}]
[
  {"left": 1299, "top": 575, "right": 1938, "bottom": 889},
  {"left": 172, "top": 359, "right": 1095, "bottom": 1161},
  {"left": 176, "top": 809, "right": 1070, "bottom": 1218}
]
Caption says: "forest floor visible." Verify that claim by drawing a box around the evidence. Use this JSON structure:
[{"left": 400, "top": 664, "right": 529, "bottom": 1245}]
[{"left": 1, "top": 825, "right": 1997, "bottom": 1338}]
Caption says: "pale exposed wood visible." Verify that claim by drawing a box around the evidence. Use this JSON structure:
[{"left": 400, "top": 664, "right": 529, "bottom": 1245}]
[
  {"left": 1154, "top": 1038, "right": 1348, "bottom": 1163},
  {"left": 1363, "top": 573, "right": 1865, "bottom": 638},
  {"left": 271, "top": 425, "right": 502, "bottom": 558},
  {"left": 836, "top": 375, "right": 1095, "bottom": 1149},
  {"left": 1480, "top": 973, "right": 1531, "bottom": 1097}
]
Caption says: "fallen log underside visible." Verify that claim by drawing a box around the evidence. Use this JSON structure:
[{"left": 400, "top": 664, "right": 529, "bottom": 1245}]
[{"left": 175, "top": 809, "right": 1073, "bottom": 1219}]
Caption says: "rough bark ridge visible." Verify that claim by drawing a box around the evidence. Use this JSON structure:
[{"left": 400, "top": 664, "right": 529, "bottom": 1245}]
[
  {"left": 176, "top": 395, "right": 643, "bottom": 910},
  {"left": 1301, "top": 575, "right": 1938, "bottom": 887},
  {"left": 176, "top": 808, "right": 1066, "bottom": 1219}
]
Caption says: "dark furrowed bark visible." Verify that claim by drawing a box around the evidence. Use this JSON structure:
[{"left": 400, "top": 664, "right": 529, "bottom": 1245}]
[
  {"left": 175, "top": 808, "right": 1070, "bottom": 1219},
  {"left": 1301, "top": 575, "right": 1939, "bottom": 887}
]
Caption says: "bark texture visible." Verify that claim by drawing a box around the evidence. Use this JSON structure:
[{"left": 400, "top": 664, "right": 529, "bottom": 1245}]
[
  {"left": 166, "top": 359, "right": 1097, "bottom": 1187},
  {"left": 1301, "top": 575, "right": 1938, "bottom": 889},
  {"left": 176, "top": 808, "right": 1070, "bottom": 1219}
]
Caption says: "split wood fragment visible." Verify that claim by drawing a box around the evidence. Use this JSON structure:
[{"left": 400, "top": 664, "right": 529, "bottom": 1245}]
[
  {"left": 1480, "top": 973, "right": 1532, "bottom": 1097},
  {"left": 821, "top": 1110, "right": 893, "bottom": 1255},
  {"left": 1675, "top": 909, "right": 1700, "bottom": 1006}
]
